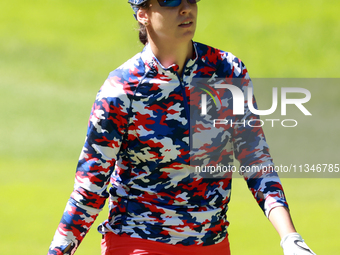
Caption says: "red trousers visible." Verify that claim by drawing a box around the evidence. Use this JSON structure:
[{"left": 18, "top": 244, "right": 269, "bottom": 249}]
[{"left": 101, "top": 232, "right": 230, "bottom": 255}]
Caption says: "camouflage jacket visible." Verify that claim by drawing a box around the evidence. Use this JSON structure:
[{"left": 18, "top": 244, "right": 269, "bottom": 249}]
[{"left": 48, "top": 42, "right": 288, "bottom": 255}]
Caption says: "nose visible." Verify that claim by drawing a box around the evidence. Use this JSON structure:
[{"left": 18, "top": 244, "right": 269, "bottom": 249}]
[{"left": 180, "top": 0, "right": 194, "bottom": 15}]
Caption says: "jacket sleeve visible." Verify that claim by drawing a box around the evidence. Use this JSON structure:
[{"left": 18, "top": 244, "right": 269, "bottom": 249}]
[
  {"left": 48, "top": 78, "right": 130, "bottom": 255},
  {"left": 231, "top": 60, "right": 288, "bottom": 217}
]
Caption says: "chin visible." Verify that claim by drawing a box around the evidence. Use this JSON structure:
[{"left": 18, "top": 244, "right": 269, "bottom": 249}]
[{"left": 179, "top": 29, "right": 196, "bottom": 40}]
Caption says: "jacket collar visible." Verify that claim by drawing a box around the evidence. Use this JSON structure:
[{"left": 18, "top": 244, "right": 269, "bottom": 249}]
[{"left": 141, "top": 41, "right": 198, "bottom": 75}]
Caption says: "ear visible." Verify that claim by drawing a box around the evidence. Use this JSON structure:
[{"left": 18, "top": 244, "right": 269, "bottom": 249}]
[{"left": 136, "top": 8, "right": 149, "bottom": 25}]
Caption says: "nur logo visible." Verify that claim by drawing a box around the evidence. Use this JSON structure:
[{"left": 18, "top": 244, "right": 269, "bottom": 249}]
[{"left": 200, "top": 84, "right": 312, "bottom": 116}]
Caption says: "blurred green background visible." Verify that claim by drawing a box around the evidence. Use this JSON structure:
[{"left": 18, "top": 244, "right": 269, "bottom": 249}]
[{"left": 0, "top": 0, "right": 339, "bottom": 254}]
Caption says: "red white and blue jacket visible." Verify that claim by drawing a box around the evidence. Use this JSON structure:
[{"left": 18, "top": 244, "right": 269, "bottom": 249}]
[{"left": 48, "top": 42, "right": 288, "bottom": 255}]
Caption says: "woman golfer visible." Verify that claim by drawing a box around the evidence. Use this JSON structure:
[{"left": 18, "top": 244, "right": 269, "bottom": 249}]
[{"left": 48, "top": 1, "right": 316, "bottom": 254}]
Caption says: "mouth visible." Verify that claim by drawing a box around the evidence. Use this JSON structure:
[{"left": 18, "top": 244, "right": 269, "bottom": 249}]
[{"left": 179, "top": 20, "right": 193, "bottom": 27}]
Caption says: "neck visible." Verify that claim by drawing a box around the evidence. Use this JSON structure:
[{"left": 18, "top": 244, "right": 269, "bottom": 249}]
[{"left": 148, "top": 38, "right": 194, "bottom": 76}]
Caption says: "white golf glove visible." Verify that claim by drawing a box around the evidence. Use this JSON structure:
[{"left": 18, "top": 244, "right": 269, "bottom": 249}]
[{"left": 280, "top": 233, "right": 316, "bottom": 255}]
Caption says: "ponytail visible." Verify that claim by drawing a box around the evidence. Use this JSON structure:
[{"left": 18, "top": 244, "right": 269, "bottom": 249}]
[
  {"left": 136, "top": 1, "right": 149, "bottom": 45},
  {"left": 138, "top": 22, "right": 148, "bottom": 45}
]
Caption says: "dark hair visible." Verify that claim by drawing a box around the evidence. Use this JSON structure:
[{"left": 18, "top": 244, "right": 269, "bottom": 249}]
[
  {"left": 138, "top": 22, "right": 148, "bottom": 45},
  {"left": 137, "top": 1, "right": 150, "bottom": 45}
]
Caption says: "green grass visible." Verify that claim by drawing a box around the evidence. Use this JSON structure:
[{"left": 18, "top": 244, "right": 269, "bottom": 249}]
[
  {"left": 228, "top": 178, "right": 340, "bottom": 254},
  {"left": 0, "top": 0, "right": 339, "bottom": 254}
]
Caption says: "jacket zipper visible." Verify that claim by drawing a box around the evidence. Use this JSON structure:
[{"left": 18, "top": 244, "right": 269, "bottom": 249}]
[{"left": 177, "top": 74, "right": 192, "bottom": 150}]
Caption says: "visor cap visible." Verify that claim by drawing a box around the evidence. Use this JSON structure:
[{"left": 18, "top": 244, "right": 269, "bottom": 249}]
[{"left": 128, "top": 0, "right": 148, "bottom": 5}]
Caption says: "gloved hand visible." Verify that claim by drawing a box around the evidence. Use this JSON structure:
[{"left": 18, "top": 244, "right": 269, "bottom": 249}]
[{"left": 280, "top": 233, "right": 316, "bottom": 255}]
